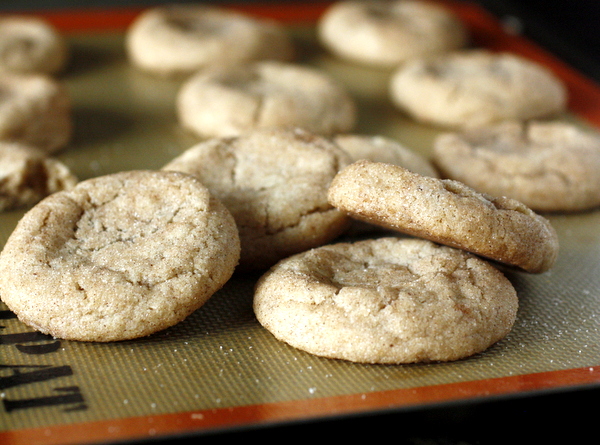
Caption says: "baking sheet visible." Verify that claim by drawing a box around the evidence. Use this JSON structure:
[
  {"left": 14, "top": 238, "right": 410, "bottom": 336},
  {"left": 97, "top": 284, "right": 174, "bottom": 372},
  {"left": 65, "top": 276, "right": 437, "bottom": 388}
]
[{"left": 1, "top": 2, "right": 600, "bottom": 444}]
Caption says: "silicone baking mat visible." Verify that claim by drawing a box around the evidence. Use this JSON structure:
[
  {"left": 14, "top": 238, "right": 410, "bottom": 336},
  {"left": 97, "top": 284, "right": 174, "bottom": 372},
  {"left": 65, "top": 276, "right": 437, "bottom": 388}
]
[{"left": 1, "top": 2, "right": 600, "bottom": 444}]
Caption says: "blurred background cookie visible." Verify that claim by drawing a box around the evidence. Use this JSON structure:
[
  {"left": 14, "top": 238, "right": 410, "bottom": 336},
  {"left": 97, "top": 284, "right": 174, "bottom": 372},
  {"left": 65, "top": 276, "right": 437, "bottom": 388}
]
[
  {"left": 0, "top": 73, "right": 72, "bottom": 152},
  {"left": 333, "top": 133, "right": 438, "bottom": 177},
  {"left": 318, "top": 0, "right": 468, "bottom": 68},
  {"left": 433, "top": 120, "right": 600, "bottom": 213},
  {"left": 126, "top": 4, "right": 294, "bottom": 78},
  {"left": 389, "top": 50, "right": 567, "bottom": 128},
  {"left": 176, "top": 61, "right": 357, "bottom": 138},
  {"left": 0, "top": 15, "right": 68, "bottom": 75}
]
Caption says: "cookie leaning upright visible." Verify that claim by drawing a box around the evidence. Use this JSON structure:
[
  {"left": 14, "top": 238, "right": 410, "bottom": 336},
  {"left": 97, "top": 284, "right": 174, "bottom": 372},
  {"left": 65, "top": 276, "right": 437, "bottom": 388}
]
[
  {"left": 0, "top": 73, "right": 72, "bottom": 153},
  {"left": 0, "top": 170, "right": 240, "bottom": 342},
  {"left": 328, "top": 160, "right": 559, "bottom": 273},
  {"left": 0, "top": 141, "right": 78, "bottom": 211}
]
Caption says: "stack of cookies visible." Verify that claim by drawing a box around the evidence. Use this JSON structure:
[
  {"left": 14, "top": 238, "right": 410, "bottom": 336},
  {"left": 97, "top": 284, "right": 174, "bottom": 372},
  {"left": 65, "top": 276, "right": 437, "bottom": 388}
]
[{"left": 1, "top": 1, "right": 596, "bottom": 368}]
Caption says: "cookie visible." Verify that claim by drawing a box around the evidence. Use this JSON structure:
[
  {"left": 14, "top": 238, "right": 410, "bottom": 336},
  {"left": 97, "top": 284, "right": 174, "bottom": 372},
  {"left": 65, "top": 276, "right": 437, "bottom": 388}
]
[
  {"left": 162, "top": 128, "right": 351, "bottom": 271},
  {"left": 0, "top": 16, "right": 68, "bottom": 75},
  {"left": 0, "top": 142, "right": 77, "bottom": 211},
  {"left": 254, "top": 237, "right": 518, "bottom": 364},
  {"left": 318, "top": 0, "right": 468, "bottom": 68},
  {"left": 0, "top": 73, "right": 72, "bottom": 152},
  {"left": 328, "top": 159, "right": 559, "bottom": 273},
  {"left": 0, "top": 170, "right": 240, "bottom": 342},
  {"left": 333, "top": 134, "right": 438, "bottom": 177},
  {"left": 176, "top": 60, "right": 357, "bottom": 138},
  {"left": 433, "top": 120, "right": 600, "bottom": 213},
  {"left": 389, "top": 50, "right": 567, "bottom": 128},
  {"left": 126, "top": 4, "right": 293, "bottom": 78}
]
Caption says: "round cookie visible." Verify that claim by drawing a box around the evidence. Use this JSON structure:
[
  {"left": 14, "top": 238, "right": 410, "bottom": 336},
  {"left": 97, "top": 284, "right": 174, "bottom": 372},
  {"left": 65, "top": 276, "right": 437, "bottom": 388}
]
[
  {"left": 0, "top": 73, "right": 72, "bottom": 152},
  {"left": 254, "top": 237, "right": 518, "bottom": 364},
  {"left": 333, "top": 134, "right": 438, "bottom": 234},
  {"left": 328, "top": 159, "right": 559, "bottom": 273},
  {"left": 126, "top": 4, "right": 293, "bottom": 78},
  {"left": 0, "top": 142, "right": 77, "bottom": 211},
  {"left": 433, "top": 121, "right": 600, "bottom": 213},
  {"left": 389, "top": 50, "right": 567, "bottom": 128},
  {"left": 0, "top": 170, "right": 240, "bottom": 342},
  {"left": 162, "top": 128, "right": 352, "bottom": 271},
  {"left": 176, "top": 60, "right": 357, "bottom": 138},
  {"left": 0, "top": 16, "right": 68, "bottom": 75},
  {"left": 333, "top": 133, "right": 438, "bottom": 177},
  {"left": 318, "top": 0, "right": 468, "bottom": 68}
]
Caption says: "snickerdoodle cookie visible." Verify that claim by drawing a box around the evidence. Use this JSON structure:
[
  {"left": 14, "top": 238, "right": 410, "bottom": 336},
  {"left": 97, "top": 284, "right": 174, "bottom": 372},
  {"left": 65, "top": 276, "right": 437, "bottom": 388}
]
[
  {"left": 0, "top": 142, "right": 77, "bottom": 211},
  {"left": 163, "top": 128, "right": 351, "bottom": 271},
  {"left": 0, "top": 170, "right": 240, "bottom": 342},
  {"left": 333, "top": 133, "right": 438, "bottom": 177},
  {"left": 0, "top": 73, "right": 72, "bottom": 152},
  {"left": 0, "top": 16, "right": 68, "bottom": 75},
  {"left": 318, "top": 0, "right": 468, "bottom": 68},
  {"left": 389, "top": 50, "right": 567, "bottom": 128},
  {"left": 328, "top": 160, "right": 559, "bottom": 273},
  {"left": 254, "top": 236, "right": 518, "bottom": 364},
  {"left": 433, "top": 120, "right": 600, "bottom": 213},
  {"left": 176, "top": 60, "right": 357, "bottom": 138},
  {"left": 126, "top": 4, "right": 293, "bottom": 77}
]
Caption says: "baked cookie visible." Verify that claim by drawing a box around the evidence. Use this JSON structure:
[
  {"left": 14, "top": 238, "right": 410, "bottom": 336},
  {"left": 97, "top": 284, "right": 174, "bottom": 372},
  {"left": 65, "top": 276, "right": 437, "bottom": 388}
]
[
  {"left": 0, "top": 16, "right": 68, "bottom": 75},
  {"left": 0, "top": 73, "right": 72, "bottom": 152},
  {"left": 389, "top": 50, "right": 567, "bottom": 128},
  {"left": 333, "top": 134, "right": 438, "bottom": 177},
  {"left": 176, "top": 60, "right": 357, "bottom": 138},
  {"left": 318, "top": 0, "right": 468, "bottom": 68},
  {"left": 433, "top": 121, "right": 600, "bottom": 213},
  {"left": 333, "top": 134, "right": 438, "bottom": 234},
  {"left": 163, "top": 128, "right": 351, "bottom": 271},
  {"left": 126, "top": 4, "right": 293, "bottom": 78},
  {"left": 328, "top": 160, "right": 559, "bottom": 273},
  {"left": 0, "top": 142, "right": 77, "bottom": 211},
  {"left": 254, "top": 237, "right": 518, "bottom": 364},
  {"left": 0, "top": 170, "right": 240, "bottom": 342}
]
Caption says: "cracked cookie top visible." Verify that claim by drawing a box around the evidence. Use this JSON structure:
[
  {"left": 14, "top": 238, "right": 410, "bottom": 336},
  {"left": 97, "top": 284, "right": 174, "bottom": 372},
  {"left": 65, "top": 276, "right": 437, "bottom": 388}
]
[
  {"left": 433, "top": 120, "right": 600, "bottom": 213},
  {"left": 328, "top": 159, "right": 559, "bottom": 273},
  {"left": 163, "top": 128, "right": 352, "bottom": 271},
  {"left": 253, "top": 236, "right": 518, "bottom": 364},
  {"left": 0, "top": 170, "right": 240, "bottom": 341},
  {"left": 176, "top": 60, "right": 357, "bottom": 138}
]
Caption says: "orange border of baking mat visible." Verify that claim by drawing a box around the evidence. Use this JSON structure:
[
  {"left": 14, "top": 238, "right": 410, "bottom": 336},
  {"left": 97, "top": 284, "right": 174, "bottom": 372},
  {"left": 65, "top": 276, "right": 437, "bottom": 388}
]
[{"left": 2, "top": 2, "right": 600, "bottom": 444}]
